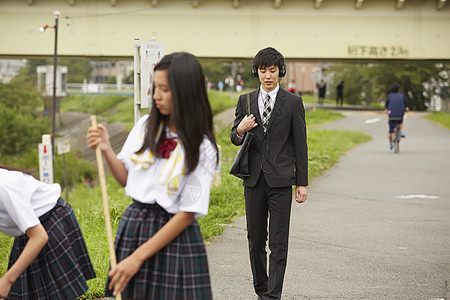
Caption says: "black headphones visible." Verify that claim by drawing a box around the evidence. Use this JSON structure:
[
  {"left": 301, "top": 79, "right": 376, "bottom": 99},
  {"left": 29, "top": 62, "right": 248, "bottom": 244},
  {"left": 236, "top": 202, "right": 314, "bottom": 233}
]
[{"left": 251, "top": 54, "right": 286, "bottom": 78}]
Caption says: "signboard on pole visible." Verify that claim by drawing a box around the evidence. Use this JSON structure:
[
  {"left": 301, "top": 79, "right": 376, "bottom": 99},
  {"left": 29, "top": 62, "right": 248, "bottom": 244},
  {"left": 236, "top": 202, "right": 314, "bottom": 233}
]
[
  {"left": 139, "top": 40, "right": 165, "bottom": 109},
  {"left": 57, "top": 139, "right": 70, "bottom": 200},
  {"left": 57, "top": 139, "right": 70, "bottom": 155},
  {"left": 39, "top": 134, "right": 53, "bottom": 184}
]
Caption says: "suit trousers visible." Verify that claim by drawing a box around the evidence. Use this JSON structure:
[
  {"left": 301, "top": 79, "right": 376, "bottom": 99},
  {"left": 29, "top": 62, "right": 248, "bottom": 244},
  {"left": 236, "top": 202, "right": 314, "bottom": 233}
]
[{"left": 244, "top": 173, "right": 293, "bottom": 299}]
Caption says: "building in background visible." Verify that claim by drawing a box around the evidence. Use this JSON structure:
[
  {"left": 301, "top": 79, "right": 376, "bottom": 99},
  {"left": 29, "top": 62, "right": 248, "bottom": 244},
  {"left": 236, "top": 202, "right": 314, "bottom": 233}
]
[
  {"left": 37, "top": 65, "right": 68, "bottom": 98},
  {"left": 282, "top": 62, "right": 330, "bottom": 95},
  {"left": 0, "top": 59, "right": 26, "bottom": 83},
  {"left": 90, "top": 60, "right": 133, "bottom": 83}
]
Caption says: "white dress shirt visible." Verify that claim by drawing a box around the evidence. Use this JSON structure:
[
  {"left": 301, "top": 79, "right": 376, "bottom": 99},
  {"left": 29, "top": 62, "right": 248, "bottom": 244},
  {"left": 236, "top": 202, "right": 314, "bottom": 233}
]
[
  {"left": 258, "top": 84, "right": 279, "bottom": 119},
  {"left": 117, "top": 115, "right": 217, "bottom": 217},
  {"left": 237, "top": 84, "right": 280, "bottom": 141},
  {"left": 0, "top": 169, "right": 60, "bottom": 237}
]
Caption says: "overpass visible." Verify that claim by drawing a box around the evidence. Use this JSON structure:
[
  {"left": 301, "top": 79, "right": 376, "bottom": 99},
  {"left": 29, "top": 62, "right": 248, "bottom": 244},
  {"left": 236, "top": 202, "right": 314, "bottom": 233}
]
[{"left": 0, "top": 0, "right": 449, "bottom": 60}]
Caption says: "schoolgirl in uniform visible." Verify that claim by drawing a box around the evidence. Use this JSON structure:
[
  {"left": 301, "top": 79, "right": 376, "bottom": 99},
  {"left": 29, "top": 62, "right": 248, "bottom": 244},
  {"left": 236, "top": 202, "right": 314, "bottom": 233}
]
[
  {"left": 0, "top": 166, "right": 96, "bottom": 299},
  {"left": 86, "top": 52, "right": 218, "bottom": 299}
]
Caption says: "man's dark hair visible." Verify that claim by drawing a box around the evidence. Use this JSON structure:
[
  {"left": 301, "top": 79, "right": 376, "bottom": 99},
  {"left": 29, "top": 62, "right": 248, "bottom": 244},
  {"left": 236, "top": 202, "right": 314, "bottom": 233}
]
[
  {"left": 391, "top": 83, "right": 400, "bottom": 93},
  {"left": 252, "top": 47, "right": 285, "bottom": 71}
]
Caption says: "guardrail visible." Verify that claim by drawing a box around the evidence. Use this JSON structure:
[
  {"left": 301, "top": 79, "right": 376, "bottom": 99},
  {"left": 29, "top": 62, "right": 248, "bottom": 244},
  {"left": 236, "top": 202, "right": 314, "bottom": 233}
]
[{"left": 66, "top": 83, "right": 134, "bottom": 96}]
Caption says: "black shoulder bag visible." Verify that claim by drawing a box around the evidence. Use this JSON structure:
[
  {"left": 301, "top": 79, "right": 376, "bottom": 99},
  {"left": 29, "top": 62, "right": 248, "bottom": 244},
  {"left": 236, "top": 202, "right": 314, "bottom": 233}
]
[{"left": 229, "top": 93, "right": 254, "bottom": 179}]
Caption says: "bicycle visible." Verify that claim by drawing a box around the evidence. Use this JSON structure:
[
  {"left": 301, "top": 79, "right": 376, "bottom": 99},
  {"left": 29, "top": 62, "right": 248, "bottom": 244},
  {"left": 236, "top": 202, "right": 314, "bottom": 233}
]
[{"left": 392, "top": 123, "right": 401, "bottom": 154}]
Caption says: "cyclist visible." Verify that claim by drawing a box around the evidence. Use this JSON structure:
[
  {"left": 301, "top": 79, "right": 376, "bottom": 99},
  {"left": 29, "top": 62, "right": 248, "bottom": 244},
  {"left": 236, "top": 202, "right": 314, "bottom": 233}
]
[{"left": 385, "top": 83, "right": 408, "bottom": 150}]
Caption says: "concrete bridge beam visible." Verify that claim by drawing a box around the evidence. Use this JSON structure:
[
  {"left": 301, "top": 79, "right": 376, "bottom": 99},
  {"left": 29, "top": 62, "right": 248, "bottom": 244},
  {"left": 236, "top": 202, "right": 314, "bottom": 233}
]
[{"left": 1, "top": 0, "right": 449, "bottom": 60}]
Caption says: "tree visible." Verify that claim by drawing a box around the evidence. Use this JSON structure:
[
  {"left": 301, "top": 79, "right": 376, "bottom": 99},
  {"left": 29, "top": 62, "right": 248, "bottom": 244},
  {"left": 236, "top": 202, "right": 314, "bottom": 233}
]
[
  {"left": 0, "top": 80, "right": 45, "bottom": 114},
  {"left": 328, "top": 63, "right": 373, "bottom": 105},
  {"left": 10, "top": 58, "right": 93, "bottom": 86},
  {"left": 10, "top": 59, "right": 47, "bottom": 88},
  {"left": 106, "top": 76, "right": 117, "bottom": 84},
  {"left": 199, "top": 58, "right": 258, "bottom": 90},
  {"left": 328, "top": 61, "right": 449, "bottom": 110},
  {"left": 58, "top": 58, "right": 93, "bottom": 83},
  {"left": 370, "top": 61, "right": 445, "bottom": 111},
  {"left": 199, "top": 59, "right": 231, "bottom": 89},
  {"left": 0, "top": 82, "right": 49, "bottom": 156},
  {"left": 123, "top": 70, "right": 134, "bottom": 84}
]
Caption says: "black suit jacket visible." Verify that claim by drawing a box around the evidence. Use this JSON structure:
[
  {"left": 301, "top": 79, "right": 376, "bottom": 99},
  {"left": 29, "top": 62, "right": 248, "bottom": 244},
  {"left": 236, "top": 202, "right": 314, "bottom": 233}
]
[{"left": 230, "top": 88, "right": 308, "bottom": 188}]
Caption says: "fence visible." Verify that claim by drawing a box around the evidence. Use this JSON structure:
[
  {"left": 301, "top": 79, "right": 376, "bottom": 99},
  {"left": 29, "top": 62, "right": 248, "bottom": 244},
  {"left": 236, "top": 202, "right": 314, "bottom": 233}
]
[{"left": 67, "top": 83, "right": 134, "bottom": 96}]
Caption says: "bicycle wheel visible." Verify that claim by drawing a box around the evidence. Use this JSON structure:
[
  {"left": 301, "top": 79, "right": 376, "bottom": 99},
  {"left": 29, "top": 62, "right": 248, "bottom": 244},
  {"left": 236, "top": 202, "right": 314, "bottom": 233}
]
[{"left": 393, "top": 127, "right": 400, "bottom": 153}]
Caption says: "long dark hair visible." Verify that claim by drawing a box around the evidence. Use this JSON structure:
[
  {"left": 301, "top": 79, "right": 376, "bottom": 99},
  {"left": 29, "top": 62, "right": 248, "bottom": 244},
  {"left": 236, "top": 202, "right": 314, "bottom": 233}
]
[
  {"left": 136, "top": 52, "right": 218, "bottom": 174},
  {"left": 0, "top": 165, "right": 37, "bottom": 178}
]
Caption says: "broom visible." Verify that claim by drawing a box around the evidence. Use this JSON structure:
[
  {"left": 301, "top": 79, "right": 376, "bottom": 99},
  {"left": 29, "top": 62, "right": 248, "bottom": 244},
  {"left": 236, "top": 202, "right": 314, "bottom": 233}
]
[{"left": 90, "top": 115, "right": 122, "bottom": 300}]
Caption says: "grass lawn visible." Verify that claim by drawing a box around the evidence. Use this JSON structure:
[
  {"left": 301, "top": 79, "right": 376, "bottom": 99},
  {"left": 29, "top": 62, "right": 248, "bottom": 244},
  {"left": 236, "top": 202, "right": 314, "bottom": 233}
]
[
  {"left": 423, "top": 111, "right": 450, "bottom": 129},
  {"left": 60, "top": 91, "right": 238, "bottom": 132},
  {"left": 0, "top": 96, "right": 371, "bottom": 299},
  {"left": 60, "top": 95, "right": 129, "bottom": 116},
  {"left": 305, "top": 108, "right": 344, "bottom": 129},
  {"left": 301, "top": 94, "right": 334, "bottom": 105}
]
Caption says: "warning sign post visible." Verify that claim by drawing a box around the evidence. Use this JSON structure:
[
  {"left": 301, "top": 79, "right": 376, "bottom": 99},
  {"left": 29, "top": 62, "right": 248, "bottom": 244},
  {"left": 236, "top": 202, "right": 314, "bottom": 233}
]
[
  {"left": 133, "top": 38, "right": 165, "bottom": 123},
  {"left": 39, "top": 134, "right": 54, "bottom": 184}
]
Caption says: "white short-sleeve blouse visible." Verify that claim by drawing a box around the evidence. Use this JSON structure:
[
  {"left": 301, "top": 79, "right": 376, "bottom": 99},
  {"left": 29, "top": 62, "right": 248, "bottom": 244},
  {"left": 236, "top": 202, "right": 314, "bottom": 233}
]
[
  {"left": 0, "top": 169, "right": 60, "bottom": 237},
  {"left": 117, "top": 115, "right": 217, "bottom": 217}
]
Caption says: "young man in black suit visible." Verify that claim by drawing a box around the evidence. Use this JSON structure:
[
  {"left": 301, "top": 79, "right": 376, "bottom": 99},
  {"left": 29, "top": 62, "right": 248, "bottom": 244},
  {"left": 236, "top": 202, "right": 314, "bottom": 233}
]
[{"left": 230, "top": 47, "right": 308, "bottom": 299}]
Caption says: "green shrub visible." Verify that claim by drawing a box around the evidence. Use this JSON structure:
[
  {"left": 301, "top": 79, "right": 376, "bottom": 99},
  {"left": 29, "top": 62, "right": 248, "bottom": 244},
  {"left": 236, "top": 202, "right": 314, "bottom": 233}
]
[
  {"left": 0, "top": 82, "right": 49, "bottom": 156},
  {"left": 0, "top": 150, "right": 95, "bottom": 189},
  {"left": 54, "top": 151, "right": 96, "bottom": 188},
  {"left": 0, "top": 104, "right": 49, "bottom": 156},
  {"left": 0, "top": 82, "right": 44, "bottom": 114}
]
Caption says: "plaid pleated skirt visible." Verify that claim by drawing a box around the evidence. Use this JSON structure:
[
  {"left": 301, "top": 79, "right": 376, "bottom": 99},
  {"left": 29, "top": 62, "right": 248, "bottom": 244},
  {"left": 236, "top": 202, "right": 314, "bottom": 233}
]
[
  {"left": 7, "top": 198, "right": 96, "bottom": 300},
  {"left": 105, "top": 200, "right": 212, "bottom": 300}
]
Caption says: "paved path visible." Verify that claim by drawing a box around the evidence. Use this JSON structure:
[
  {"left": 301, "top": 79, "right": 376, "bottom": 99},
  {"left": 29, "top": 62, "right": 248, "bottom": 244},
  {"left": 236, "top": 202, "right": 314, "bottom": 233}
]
[{"left": 207, "top": 110, "right": 450, "bottom": 299}]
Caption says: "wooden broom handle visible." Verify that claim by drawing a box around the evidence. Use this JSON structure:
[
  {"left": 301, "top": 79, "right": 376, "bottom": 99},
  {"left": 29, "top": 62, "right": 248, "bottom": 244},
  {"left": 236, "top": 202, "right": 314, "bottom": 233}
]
[{"left": 90, "top": 116, "right": 122, "bottom": 300}]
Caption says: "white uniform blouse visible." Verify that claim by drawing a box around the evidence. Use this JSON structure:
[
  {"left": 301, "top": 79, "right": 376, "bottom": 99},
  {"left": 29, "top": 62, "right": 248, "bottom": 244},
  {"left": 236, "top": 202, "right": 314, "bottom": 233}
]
[
  {"left": 0, "top": 169, "right": 60, "bottom": 237},
  {"left": 117, "top": 115, "right": 217, "bottom": 217}
]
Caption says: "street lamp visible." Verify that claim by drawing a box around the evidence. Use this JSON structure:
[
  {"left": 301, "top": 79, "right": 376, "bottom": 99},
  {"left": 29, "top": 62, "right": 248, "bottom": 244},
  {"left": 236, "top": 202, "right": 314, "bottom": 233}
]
[{"left": 40, "top": 11, "right": 60, "bottom": 166}]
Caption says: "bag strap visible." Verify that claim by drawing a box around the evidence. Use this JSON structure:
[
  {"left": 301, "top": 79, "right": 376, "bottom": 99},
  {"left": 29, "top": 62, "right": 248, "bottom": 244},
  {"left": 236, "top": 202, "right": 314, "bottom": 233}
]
[{"left": 246, "top": 93, "right": 250, "bottom": 115}]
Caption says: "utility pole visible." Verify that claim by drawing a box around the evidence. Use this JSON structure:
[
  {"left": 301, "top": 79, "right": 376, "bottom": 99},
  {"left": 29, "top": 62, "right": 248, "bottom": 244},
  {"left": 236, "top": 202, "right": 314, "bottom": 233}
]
[{"left": 40, "top": 11, "right": 60, "bottom": 173}]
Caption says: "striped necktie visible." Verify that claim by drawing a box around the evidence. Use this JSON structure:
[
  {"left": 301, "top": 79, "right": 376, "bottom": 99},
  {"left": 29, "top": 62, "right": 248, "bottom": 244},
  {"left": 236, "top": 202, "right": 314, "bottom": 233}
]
[{"left": 262, "top": 94, "right": 272, "bottom": 132}]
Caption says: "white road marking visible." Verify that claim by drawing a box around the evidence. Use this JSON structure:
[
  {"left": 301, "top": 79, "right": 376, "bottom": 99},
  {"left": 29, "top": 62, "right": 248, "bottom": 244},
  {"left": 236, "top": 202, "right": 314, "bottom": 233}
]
[
  {"left": 365, "top": 118, "right": 380, "bottom": 124},
  {"left": 395, "top": 195, "right": 440, "bottom": 199}
]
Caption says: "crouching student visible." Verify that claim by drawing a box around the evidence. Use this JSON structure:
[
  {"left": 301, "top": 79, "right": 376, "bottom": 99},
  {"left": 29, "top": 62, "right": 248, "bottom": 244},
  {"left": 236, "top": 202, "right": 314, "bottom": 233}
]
[{"left": 0, "top": 166, "right": 96, "bottom": 299}]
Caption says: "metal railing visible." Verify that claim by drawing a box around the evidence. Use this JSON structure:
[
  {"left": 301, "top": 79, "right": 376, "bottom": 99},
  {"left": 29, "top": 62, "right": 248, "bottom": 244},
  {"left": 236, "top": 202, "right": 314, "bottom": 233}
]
[{"left": 66, "top": 83, "right": 134, "bottom": 96}]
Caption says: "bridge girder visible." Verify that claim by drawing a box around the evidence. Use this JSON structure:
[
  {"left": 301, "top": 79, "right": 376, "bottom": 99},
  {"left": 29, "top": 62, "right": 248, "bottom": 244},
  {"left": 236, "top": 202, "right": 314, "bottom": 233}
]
[{"left": 2, "top": 0, "right": 449, "bottom": 60}]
